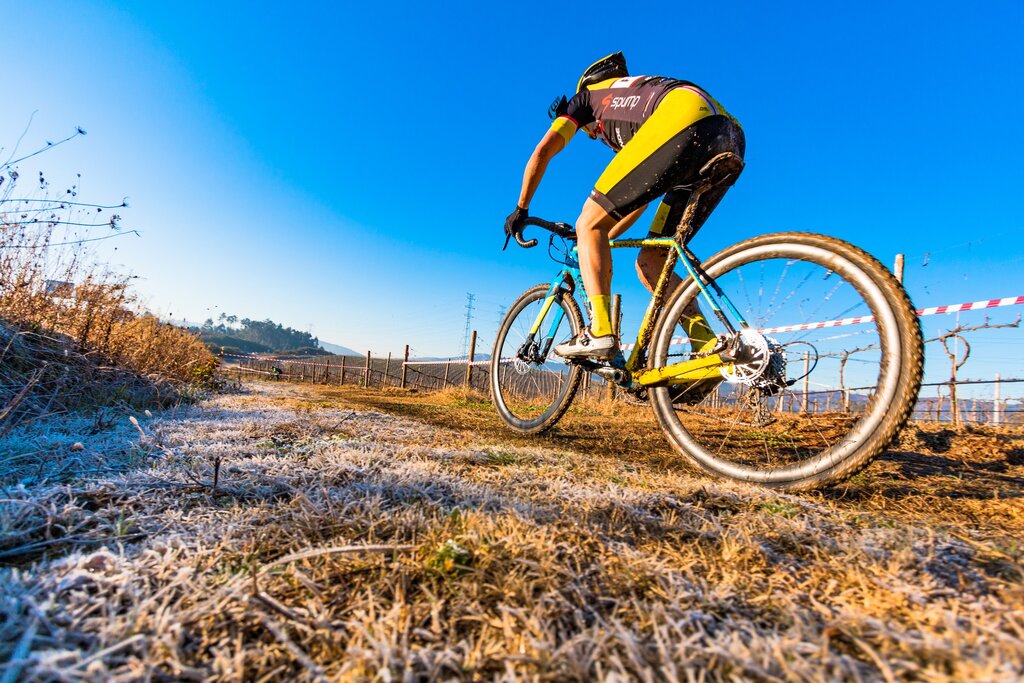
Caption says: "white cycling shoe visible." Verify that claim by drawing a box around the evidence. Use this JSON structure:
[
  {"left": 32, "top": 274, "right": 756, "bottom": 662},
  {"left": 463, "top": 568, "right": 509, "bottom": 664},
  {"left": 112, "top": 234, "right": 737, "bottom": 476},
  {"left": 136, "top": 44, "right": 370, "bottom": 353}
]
[{"left": 553, "top": 328, "right": 618, "bottom": 361}]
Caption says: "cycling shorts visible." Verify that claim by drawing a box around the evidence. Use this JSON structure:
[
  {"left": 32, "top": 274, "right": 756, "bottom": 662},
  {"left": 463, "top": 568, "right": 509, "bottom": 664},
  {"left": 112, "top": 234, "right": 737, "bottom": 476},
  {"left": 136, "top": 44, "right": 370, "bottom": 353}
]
[{"left": 588, "top": 87, "right": 745, "bottom": 227}]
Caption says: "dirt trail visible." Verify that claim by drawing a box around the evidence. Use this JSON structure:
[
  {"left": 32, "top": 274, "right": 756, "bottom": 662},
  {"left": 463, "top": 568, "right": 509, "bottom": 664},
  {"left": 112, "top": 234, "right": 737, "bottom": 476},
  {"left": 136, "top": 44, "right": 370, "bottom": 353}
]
[{"left": 1, "top": 381, "right": 1021, "bottom": 681}]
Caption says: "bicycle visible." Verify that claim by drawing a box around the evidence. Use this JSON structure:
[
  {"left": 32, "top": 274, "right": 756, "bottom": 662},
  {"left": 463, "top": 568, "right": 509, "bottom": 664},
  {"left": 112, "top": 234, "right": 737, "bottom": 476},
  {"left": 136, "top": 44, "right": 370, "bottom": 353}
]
[{"left": 491, "top": 152, "right": 924, "bottom": 491}]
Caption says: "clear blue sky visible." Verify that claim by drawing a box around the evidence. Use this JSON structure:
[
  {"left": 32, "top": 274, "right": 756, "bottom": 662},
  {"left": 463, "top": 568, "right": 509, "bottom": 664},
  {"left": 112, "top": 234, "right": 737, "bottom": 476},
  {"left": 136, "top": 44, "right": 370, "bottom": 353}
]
[{"left": 3, "top": 1, "right": 1022, "bottom": 390}]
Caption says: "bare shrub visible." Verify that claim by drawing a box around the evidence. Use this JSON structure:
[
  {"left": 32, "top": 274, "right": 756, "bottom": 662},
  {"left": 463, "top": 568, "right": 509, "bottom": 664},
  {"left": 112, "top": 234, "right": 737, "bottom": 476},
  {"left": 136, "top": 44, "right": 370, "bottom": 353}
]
[{"left": 0, "top": 125, "right": 215, "bottom": 428}]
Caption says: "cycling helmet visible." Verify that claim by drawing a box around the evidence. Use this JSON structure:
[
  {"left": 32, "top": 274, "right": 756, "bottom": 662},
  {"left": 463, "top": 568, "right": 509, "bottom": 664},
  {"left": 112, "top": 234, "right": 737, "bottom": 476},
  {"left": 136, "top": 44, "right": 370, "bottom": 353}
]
[{"left": 576, "top": 51, "right": 628, "bottom": 93}]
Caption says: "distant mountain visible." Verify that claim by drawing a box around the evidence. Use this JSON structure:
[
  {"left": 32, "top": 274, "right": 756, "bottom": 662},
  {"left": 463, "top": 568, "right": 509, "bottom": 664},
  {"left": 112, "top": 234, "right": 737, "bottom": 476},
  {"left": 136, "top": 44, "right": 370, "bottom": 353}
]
[{"left": 320, "top": 341, "right": 361, "bottom": 356}]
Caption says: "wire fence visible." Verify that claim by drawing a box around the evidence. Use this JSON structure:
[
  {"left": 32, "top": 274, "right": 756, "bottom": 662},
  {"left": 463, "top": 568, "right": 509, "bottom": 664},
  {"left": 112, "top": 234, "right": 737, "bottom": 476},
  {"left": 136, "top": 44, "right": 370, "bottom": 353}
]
[
  {"left": 222, "top": 344, "right": 1023, "bottom": 428},
  {"left": 221, "top": 285, "right": 1024, "bottom": 428},
  {"left": 223, "top": 349, "right": 616, "bottom": 403}
]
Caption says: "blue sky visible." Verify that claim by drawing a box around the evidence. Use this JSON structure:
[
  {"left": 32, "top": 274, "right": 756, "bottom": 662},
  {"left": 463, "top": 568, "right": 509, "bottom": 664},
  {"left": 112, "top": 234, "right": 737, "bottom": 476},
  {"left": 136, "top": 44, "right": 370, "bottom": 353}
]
[{"left": 2, "top": 1, "right": 1022, "bottom": 391}]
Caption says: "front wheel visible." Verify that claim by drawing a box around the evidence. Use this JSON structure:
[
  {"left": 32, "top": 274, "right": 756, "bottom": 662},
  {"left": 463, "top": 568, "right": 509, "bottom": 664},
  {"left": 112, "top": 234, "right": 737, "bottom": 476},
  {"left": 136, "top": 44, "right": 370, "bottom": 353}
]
[
  {"left": 491, "top": 284, "right": 585, "bottom": 434},
  {"left": 649, "top": 232, "right": 924, "bottom": 491}
]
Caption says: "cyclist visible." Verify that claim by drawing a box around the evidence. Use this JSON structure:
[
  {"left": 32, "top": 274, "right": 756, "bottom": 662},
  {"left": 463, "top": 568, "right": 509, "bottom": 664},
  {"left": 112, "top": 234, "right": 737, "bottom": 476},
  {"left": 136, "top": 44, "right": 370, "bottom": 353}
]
[{"left": 504, "top": 52, "right": 745, "bottom": 360}]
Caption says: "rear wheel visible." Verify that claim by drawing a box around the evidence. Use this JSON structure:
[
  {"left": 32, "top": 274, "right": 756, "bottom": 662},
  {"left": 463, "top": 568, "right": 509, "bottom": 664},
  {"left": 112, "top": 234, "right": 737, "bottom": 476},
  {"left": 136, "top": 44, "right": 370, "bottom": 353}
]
[
  {"left": 648, "top": 232, "right": 923, "bottom": 490},
  {"left": 491, "top": 284, "right": 585, "bottom": 434}
]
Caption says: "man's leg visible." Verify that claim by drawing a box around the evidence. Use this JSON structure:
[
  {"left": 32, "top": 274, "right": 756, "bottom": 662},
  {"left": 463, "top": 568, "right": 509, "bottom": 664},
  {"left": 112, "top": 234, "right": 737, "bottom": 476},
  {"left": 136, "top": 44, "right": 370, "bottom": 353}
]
[
  {"left": 636, "top": 193, "right": 716, "bottom": 354},
  {"left": 553, "top": 201, "right": 648, "bottom": 359},
  {"left": 574, "top": 198, "right": 619, "bottom": 338},
  {"left": 607, "top": 203, "right": 649, "bottom": 240}
]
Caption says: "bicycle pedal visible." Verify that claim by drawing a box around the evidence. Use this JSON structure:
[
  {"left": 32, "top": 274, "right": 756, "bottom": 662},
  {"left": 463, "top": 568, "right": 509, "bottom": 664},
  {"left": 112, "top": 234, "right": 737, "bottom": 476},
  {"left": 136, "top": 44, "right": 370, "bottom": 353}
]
[{"left": 594, "top": 366, "right": 628, "bottom": 384}]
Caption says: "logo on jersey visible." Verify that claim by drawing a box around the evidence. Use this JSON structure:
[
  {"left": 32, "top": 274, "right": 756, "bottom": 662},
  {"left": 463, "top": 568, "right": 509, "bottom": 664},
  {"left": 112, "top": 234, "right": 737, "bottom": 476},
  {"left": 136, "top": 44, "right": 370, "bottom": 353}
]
[
  {"left": 601, "top": 94, "right": 641, "bottom": 110},
  {"left": 610, "top": 76, "right": 642, "bottom": 89}
]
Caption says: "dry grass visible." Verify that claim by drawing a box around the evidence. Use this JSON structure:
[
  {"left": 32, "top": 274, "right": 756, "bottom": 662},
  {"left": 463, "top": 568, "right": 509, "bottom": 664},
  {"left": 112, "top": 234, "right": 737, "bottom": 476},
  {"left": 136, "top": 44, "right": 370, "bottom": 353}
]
[
  {"left": 1, "top": 189, "right": 217, "bottom": 432},
  {"left": 1, "top": 380, "right": 1022, "bottom": 681}
]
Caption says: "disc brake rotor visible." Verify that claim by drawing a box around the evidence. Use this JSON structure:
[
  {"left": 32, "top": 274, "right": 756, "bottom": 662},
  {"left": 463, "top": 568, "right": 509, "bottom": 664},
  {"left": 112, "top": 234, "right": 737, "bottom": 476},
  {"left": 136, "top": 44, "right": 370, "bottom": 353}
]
[{"left": 720, "top": 329, "right": 771, "bottom": 385}]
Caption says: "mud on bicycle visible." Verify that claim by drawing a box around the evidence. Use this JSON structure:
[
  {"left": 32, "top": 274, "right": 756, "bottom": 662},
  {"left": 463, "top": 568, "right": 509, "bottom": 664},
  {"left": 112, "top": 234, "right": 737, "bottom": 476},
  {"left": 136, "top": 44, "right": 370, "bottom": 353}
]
[{"left": 491, "top": 153, "right": 924, "bottom": 491}]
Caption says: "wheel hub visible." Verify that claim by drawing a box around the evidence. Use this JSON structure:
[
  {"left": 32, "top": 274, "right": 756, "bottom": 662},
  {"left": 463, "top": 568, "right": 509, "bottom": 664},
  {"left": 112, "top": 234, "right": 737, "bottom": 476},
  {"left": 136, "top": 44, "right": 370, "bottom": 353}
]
[{"left": 720, "top": 330, "right": 785, "bottom": 389}]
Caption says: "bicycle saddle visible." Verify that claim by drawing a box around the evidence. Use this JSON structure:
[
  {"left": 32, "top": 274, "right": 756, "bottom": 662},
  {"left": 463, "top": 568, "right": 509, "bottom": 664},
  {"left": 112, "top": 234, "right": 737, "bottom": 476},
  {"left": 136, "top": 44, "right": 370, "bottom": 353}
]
[{"left": 698, "top": 152, "right": 745, "bottom": 187}]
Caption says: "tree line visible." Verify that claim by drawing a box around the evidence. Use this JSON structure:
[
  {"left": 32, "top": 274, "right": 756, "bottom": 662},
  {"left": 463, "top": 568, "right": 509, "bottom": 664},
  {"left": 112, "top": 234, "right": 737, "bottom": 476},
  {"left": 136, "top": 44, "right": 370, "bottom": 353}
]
[{"left": 194, "top": 314, "right": 320, "bottom": 352}]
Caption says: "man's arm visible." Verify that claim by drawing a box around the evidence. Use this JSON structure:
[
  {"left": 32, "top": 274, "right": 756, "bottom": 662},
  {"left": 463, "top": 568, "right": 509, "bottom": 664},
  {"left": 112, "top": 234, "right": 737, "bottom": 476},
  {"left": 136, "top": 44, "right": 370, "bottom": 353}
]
[{"left": 516, "top": 129, "right": 566, "bottom": 210}]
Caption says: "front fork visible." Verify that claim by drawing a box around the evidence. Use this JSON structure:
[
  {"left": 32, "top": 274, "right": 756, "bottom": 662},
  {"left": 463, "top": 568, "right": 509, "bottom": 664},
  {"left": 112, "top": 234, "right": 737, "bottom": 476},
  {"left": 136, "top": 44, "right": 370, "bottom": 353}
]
[{"left": 518, "top": 271, "right": 575, "bottom": 362}]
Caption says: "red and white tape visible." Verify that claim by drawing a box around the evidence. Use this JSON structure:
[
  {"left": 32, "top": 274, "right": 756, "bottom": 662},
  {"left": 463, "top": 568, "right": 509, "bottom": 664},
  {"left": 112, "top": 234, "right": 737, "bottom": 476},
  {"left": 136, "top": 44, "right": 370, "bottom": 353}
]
[
  {"left": 403, "top": 358, "right": 497, "bottom": 367},
  {"left": 758, "top": 295, "right": 1024, "bottom": 335},
  {"left": 622, "top": 295, "right": 1024, "bottom": 350}
]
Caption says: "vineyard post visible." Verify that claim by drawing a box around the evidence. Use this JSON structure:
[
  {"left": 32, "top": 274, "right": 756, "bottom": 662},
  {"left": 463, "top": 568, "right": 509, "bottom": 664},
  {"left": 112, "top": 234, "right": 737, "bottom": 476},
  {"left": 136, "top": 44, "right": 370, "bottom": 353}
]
[
  {"left": 894, "top": 253, "right": 905, "bottom": 283},
  {"left": 383, "top": 352, "right": 392, "bottom": 390},
  {"left": 802, "top": 351, "right": 810, "bottom": 413},
  {"left": 401, "top": 345, "right": 409, "bottom": 388},
  {"left": 443, "top": 359, "right": 451, "bottom": 388},
  {"left": 465, "top": 330, "right": 477, "bottom": 389},
  {"left": 993, "top": 373, "right": 1001, "bottom": 425},
  {"left": 364, "top": 351, "right": 371, "bottom": 388},
  {"left": 340, "top": 356, "right": 346, "bottom": 386}
]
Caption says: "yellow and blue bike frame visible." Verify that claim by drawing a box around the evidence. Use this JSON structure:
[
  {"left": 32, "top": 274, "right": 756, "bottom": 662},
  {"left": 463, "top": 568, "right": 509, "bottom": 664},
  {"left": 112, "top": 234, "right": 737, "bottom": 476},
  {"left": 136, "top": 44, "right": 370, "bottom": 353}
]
[{"left": 528, "top": 236, "right": 749, "bottom": 389}]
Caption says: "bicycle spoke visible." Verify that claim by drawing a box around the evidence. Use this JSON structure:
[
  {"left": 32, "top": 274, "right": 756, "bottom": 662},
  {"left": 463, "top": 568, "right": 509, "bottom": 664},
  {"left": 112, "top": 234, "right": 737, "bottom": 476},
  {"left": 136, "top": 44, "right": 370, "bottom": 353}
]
[
  {"left": 492, "top": 286, "right": 582, "bottom": 432},
  {"left": 656, "top": 250, "right": 890, "bottom": 472}
]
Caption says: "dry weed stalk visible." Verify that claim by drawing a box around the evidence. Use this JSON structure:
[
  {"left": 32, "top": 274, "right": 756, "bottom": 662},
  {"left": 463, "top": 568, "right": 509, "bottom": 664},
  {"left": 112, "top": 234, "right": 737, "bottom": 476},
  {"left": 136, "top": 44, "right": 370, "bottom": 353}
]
[{"left": 0, "top": 126, "right": 215, "bottom": 431}]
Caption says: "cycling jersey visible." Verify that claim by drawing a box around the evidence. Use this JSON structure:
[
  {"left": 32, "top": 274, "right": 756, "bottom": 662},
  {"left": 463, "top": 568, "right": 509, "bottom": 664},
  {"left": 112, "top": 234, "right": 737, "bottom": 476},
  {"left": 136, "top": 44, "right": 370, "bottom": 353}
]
[
  {"left": 549, "top": 76, "right": 732, "bottom": 150},
  {"left": 549, "top": 75, "right": 744, "bottom": 229}
]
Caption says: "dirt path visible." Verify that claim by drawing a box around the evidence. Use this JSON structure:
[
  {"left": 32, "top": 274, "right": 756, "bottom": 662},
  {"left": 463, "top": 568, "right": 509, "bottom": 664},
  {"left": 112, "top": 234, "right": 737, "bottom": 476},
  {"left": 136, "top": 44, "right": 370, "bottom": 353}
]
[{"left": 2, "top": 381, "right": 1021, "bottom": 681}]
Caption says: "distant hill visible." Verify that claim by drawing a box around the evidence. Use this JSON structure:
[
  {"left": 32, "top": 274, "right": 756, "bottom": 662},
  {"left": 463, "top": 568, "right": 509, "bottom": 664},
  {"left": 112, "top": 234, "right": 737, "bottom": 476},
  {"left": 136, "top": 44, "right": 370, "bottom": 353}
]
[
  {"left": 320, "top": 341, "right": 361, "bottom": 356},
  {"left": 191, "top": 314, "right": 328, "bottom": 356}
]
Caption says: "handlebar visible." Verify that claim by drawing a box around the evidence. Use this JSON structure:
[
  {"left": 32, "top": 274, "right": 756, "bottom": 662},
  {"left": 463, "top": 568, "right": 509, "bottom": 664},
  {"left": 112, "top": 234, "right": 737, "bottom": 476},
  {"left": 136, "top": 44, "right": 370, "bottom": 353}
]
[{"left": 507, "top": 216, "right": 576, "bottom": 250}]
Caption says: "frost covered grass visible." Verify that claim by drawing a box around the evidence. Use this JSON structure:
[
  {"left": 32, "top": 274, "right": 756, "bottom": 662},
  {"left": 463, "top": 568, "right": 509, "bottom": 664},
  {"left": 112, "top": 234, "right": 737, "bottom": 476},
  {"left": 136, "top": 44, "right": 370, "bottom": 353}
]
[
  {"left": 1, "top": 167, "right": 217, "bottom": 431},
  {"left": 1, "top": 380, "right": 1022, "bottom": 681}
]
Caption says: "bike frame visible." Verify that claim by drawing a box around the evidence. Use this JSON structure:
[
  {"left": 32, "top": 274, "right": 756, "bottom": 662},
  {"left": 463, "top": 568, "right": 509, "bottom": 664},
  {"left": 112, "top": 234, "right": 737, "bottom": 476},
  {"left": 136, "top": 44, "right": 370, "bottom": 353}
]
[{"left": 528, "top": 235, "right": 750, "bottom": 389}]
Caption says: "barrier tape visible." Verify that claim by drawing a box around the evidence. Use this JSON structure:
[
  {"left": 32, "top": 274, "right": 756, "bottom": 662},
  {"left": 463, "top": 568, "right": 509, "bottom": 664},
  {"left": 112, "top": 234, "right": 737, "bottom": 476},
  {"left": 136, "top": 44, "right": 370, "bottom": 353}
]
[
  {"left": 221, "top": 352, "right": 342, "bottom": 367},
  {"left": 622, "top": 294, "right": 1024, "bottom": 350},
  {"left": 232, "top": 366, "right": 288, "bottom": 377},
  {"left": 403, "top": 358, "right": 496, "bottom": 367},
  {"left": 756, "top": 295, "right": 1024, "bottom": 335}
]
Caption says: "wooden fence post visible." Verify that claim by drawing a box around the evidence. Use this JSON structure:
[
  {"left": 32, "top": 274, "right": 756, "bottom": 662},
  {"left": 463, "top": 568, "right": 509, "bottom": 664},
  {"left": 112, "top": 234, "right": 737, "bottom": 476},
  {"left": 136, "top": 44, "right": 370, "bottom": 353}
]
[
  {"left": 383, "top": 352, "right": 392, "bottom": 390},
  {"left": 364, "top": 351, "right": 371, "bottom": 388},
  {"left": 443, "top": 359, "right": 451, "bottom": 388},
  {"left": 894, "top": 253, "right": 905, "bottom": 284},
  {"left": 340, "top": 356, "right": 346, "bottom": 386},
  {"left": 465, "top": 330, "right": 477, "bottom": 389},
  {"left": 802, "top": 351, "right": 810, "bottom": 413},
  {"left": 401, "top": 345, "right": 410, "bottom": 388}
]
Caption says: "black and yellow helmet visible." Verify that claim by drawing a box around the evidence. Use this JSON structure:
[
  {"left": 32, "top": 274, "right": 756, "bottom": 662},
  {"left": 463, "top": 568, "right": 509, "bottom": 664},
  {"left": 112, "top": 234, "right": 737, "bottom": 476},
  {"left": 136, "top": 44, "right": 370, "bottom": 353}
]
[{"left": 576, "top": 52, "right": 628, "bottom": 93}]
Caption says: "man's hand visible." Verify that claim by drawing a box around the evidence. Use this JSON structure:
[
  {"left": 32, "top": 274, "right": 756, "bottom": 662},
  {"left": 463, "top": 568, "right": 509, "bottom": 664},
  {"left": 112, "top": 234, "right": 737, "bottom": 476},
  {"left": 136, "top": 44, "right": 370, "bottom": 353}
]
[{"left": 503, "top": 206, "right": 528, "bottom": 251}]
